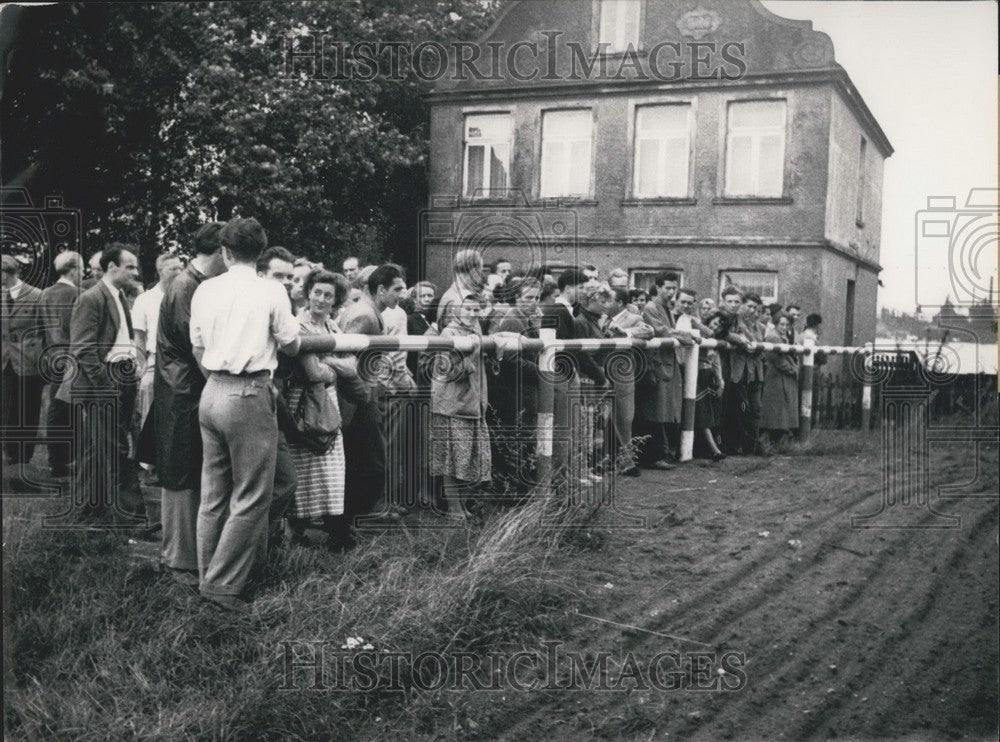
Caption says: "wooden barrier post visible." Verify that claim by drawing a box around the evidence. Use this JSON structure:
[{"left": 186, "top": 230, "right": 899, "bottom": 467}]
[
  {"left": 535, "top": 327, "right": 556, "bottom": 494},
  {"left": 860, "top": 343, "right": 873, "bottom": 431},
  {"left": 679, "top": 328, "right": 700, "bottom": 462},
  {"left": 799, "top": 335, "right": 815, "bottom": 440}
]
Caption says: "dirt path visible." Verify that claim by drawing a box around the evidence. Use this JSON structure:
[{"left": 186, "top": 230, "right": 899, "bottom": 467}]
[{"left": 465, "top": 430, "right": 999, "bottom": 740}]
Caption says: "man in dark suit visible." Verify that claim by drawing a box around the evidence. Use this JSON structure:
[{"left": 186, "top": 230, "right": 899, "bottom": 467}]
[
  {"left": 38, "top": 251, "right": 83, "bottom": 479},
  {"left": 56, "top": 244, "right": 144, "bottom": 524},
  {"left": 2, "top": 254, "right": 45, "bottom": 486}
]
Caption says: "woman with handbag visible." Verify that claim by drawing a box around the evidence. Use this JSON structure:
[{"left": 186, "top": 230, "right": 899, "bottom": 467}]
[
  {"left": 285, "top": 269, "right": 355, "bottom": 552},
  {"left": 430, "top": 292, "right": 492, "bottom": 521}
]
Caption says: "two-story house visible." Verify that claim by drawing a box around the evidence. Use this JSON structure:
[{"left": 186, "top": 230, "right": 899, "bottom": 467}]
[{"left": 422, "top": 0, "right": 892, "bottom": 347}]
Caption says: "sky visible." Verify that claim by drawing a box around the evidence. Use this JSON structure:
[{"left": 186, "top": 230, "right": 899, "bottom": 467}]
[{"left": 760, "top": 0, "right": 998, "bottom": 313}]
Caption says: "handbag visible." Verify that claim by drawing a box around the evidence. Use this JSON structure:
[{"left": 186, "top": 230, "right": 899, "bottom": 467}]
[{"left": 290, "top": 381, "right": 341, "bottom": 455}]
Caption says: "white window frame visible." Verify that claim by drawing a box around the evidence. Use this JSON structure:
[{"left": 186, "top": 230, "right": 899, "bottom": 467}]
[
  {"left": 723, "top": 99, "right": 787, "bottom": 198},
  {"left": 718, "top": 270, "right": 779, "bottom": 305},
  {"left": 598, "top": 0, "right": 642, "bottom": 53},
  {"left": 632, "top": 103, "right": 692, "bottom": 198},
  {"left": 462, "top": 112, "right": 512, "bottom": 199},
  {"left": 539, "top": 109, "right": 593, "bottom": 199}
]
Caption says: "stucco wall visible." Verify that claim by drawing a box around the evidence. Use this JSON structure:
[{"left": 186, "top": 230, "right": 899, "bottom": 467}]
[{"left": 824, "top": 90, "right": 885, "bottom": 267}]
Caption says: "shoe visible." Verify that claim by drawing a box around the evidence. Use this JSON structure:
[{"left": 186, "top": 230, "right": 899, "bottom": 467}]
[
  {"left": 201, "top": 594, "right": 251, "bottom": 614},
  {"left": 620, "top": 466, "right": 641, "bottom": 477},
  {"left": 711, "top": 452, "right": 727, "bottom": 462},
  {"left": 167, "top": 569, "right": 199, "bottom": 587},
  {"left": 645, "top": 460, "right": 676, "bottom": 471}
]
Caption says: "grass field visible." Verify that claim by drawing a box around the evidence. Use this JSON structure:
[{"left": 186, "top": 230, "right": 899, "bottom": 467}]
[{"left": 4, "top": 420, "right": 998, "bottom": 740}]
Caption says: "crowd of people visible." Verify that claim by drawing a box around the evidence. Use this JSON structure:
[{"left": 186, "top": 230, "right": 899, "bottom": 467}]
[{"left": 1, "top": 221, "right": 825, "bottom": 611}]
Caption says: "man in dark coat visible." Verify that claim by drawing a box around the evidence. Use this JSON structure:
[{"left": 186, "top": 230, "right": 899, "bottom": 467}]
[
  {"left": 636, "top": 272, "right": 693, "bottom": 469},
  {"left": 38, "top": 251, "right": 83, "bottom": 479},
  {"left": 154, "top": 223, "right": 224, "bottom": 584},
  {"left": 2, "top": 254, "right": 45, "bottom": 488},
  {"left": 55, "top": 244, "right": 144, "bottom": 523}
]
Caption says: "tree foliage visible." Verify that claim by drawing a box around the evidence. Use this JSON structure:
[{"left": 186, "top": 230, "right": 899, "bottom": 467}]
[{"left": 2, "top": 0, "right": 499, "bottom": 280}]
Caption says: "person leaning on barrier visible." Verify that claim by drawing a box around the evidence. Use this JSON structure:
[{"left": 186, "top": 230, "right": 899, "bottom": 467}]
[
  {"left": 606, "top": 287, "right": 654, "bottom": 476},
  {"left": 491, "top": 276, "right": 542, "bottom": 491},
  {"left": 283, "top": 270, "right": 360, "bottom": 552},
  {"left": 574, "top": 282, "right": 618, "bottom": 479},
  {"left": 760, "top": 311, "right": 800, "bottom": 447},
  {"left": 695, "top": 309, "right": 731, "bottom": 462},
  {"left": 257, "top": 245, "right": 303, "bottom": 548},
  {"left": 437, "top": 248, "right": 485, "bottom": 330},
  {"left": 39, "top": 250, "right": 83, "bottom": 480},
  {"left": 635, "top": 271, "right": 693, "bottom": 470},
  {"left": 430, "top": 292, "right": 492, "bottom": 520},
  {"left": 543, "top": 268, "right": 607, "bottom": 488}
]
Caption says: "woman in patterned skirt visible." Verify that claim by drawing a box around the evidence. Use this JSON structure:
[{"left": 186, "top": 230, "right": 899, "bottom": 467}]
[
  {"left": 430, "top": 292, "right": 492, "bottom": 520},
  {"left": 285, "top": 269, "right": 356, "bottom": 551}
]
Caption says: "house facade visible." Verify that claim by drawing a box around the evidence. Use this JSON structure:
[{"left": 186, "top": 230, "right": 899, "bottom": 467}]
[{"left": 423, "top": 0, "right": 892, "bottom": 347}]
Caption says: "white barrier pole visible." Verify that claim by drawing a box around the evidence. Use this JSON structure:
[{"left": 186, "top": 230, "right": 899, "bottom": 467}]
[
  {"left": 861, "top": 342, "right": 873, "bottom": 431},
  {"left": 535, "top": 327, "right": 556, "bottom": 494},
  {"left": 679, "top": 329, "right": 700, "bottom": 462},
  {"left": 799, "top": 335, "right": 816, "bottom": 440}
]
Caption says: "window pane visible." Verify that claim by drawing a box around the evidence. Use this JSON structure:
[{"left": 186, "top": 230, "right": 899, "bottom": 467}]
[
  {"left": 637, "top": 104, "right": 687, "bottom": 135},
  {"left": 489, "top": 144, "right": 508, "bottom": 192},
  {"left": 620, "top": 0, "right": 640, "bottom": 49},
  {"left": 540, "top": 140, "right": 563, "bottom": 196},
  {"left": 599, "top": 0, "right": 617, "bottom": 48},
  {"left": 545, "top": 109, "right": 591, "bottom": 140},
  {"left": 729, "top": 100, "right": 785, "bottom": 130},
  {"left": 758, "top": 134, "right": 783, "bottom": 196},
  {"left": 466, "top": 145, "right": 484, "bottom": 197},
  {"left": 466, "top": 112, "right": 511, "bottom": 141},
  {"left": 726, "top": 135, "right": 753, "bottom": 195},
  {"left": 663, "top": 136, "right": 688, "bottom": 197},
  {"left": 636, "top": 138, "right": 659, "bottom": 196},
  {"left": 721, "top": 271, "right": 777, "bottom": 302},
  {"left": 542, "top": 110, "right": 591, "bottom": 196},
  {"left": 568, "top": 139, "right": 591, "bottom": 195}
]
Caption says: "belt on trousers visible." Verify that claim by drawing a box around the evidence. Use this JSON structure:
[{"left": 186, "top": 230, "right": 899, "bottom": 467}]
[{"left": 208, "top": 369, "right": 272, "bottom": 379}]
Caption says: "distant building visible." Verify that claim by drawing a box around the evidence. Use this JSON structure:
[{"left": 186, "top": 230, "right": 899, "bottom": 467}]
[{"left": 424, "top": 0, "right": 892, "bottom": 347}]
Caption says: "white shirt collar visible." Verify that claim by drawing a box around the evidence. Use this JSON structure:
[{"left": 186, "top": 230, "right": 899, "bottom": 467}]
[
  {"left": 57, "top": 277, "right": 76, "bottom": 287},
  {"left": 8, "top": 280, "right": 25, "bottom": 298}
]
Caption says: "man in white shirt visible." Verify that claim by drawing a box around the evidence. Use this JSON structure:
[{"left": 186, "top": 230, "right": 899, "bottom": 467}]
[
  {"left": 132, "top": 253, "right": 183, "bottom": 433},
  {"left": 189, "top": 217, "right": 300, "bottom": 611}
]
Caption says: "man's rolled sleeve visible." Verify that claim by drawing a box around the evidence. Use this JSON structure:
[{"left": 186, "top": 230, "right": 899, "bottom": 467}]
[{"left": 270, "top": 285, "right": 300, "bottom": 347}]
